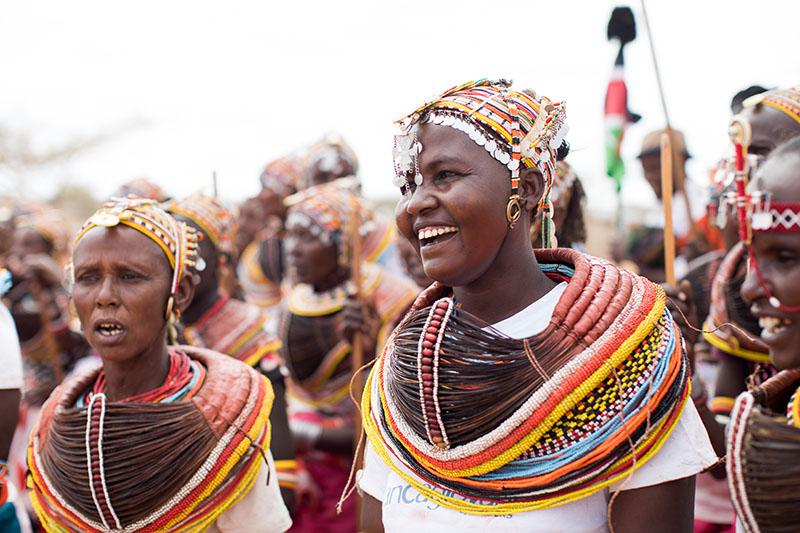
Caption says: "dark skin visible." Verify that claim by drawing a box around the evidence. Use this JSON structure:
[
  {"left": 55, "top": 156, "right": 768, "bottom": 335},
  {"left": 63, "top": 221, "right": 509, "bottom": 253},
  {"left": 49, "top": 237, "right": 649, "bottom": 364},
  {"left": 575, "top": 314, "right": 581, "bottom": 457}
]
[
  {"left": 362, "top": 123, "right": 696, "bottom": 532},
  {"left": 71, "top": 226, "right": 194, "bottom": 402},
  {"left": 741, "top": 151, "right": 800, "bottom": 370},
  {"left": 178, "top": 218, "right": 220, "bottom": 325},
  {"left": 6, "top": 227, "right": 61, "bottom": 341},
  {"left": 178, "top": 217, "right": 298, "bottom": 512},
  {"left": 395, "top": 123, "right": 554, "bottom": 324},
  {"left": 283, "top": 218, "right": 380, "bottom": 454},
  {"left": 235, "top": 197, "right": 270, "bottom": 256},
  {"left": 10, "top": 227, "right": 53, "bottom": 258},
  {"left": 0, "top": 389, "right": 20, "bottom": 460},
  {"left": 258, "top": 186, "right": 289, "bottom": 223},
  {"left": 396, "top": 235, "right": 431, "bottom": 288},
  {"left": 742, "top": 104, "right": 800, "bottom": 157}
]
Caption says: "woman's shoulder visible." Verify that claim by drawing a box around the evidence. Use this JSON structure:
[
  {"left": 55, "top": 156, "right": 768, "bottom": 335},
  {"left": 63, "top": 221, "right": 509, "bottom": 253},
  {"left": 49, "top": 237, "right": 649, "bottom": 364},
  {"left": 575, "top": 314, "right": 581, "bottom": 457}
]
[
  {"left": 181, "top": 345, "right": 274, "bottom": 436},
  {"left": 32, "top": 362, "right": 101, "bottom": 447}
]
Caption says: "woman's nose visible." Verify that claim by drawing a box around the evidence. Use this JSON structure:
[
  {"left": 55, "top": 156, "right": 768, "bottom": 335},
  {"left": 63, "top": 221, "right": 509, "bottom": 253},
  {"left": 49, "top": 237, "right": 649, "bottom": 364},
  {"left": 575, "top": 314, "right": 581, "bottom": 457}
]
[{"left": 741, "top": 253, "right": 766, "bottom": 305}]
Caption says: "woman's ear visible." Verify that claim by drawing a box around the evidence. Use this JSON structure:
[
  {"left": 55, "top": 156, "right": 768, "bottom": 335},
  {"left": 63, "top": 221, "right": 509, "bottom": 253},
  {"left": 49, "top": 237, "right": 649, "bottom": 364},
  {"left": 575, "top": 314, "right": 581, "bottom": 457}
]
[
  {"left": 518, "top": 165, "right": 545, "bottom": 214},
  {"left": 174, "top": 274, "right": 196, "bottom": 315}
]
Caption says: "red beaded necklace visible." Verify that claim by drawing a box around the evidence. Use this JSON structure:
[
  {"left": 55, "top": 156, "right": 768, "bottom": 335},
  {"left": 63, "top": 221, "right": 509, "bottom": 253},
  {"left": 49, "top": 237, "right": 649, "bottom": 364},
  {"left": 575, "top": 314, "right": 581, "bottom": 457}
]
[{"left": 91, "top": 350, "right": 201, "bottom": 403}]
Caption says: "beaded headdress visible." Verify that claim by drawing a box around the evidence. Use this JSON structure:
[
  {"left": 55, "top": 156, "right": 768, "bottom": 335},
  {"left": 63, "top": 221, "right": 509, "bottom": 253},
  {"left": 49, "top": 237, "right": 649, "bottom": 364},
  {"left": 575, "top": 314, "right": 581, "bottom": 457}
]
[
  {"left": 260, "top": 156, "right": 303, "bottom": 198},
  {"left": 13, "top": 206, "right": 69, "bottom": 253},
  {"left": 744, "top": 86, "right": 800, "bottom": 125},
  {"left": 113, "top": 178, "right": 168, "bottom": 202},
  {"left": 551, "top": 161, "right": 578, "bottom": 205},
  {"left": 74, "top": 197, "right": 199, "bottom": 299},
  {"left": 302, "top": 134, "right": 359, "bottom": 188},
  {"left": 285, "top": 179, "right": 371, "bottom": 267},
  {"left": 164, "top": 194, "right": 236, "bottom": 256},
  {"left": 392, "top": 79, "right": 567, "bottom": 242}
]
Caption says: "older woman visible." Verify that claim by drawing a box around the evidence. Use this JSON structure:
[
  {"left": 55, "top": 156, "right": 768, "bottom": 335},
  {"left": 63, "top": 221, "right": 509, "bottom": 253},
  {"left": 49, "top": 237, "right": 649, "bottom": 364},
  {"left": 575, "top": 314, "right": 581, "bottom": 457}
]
[
  {"left": 26, "top": 198, "right": 291, "bottom": 532},
  {"left": 357, "top": 79, "right": 716, "bottom": 533},
  {"left": 733, "top": 136, "right": 800, "bottom": 532}
]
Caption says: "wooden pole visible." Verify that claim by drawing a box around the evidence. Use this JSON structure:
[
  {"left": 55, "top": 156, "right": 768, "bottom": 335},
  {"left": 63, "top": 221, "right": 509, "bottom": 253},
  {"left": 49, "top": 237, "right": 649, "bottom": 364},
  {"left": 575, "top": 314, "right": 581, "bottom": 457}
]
[
  {"left": 640, "top": 0, "right": 698, "bottom": 238},
  {"left": 212, "top": 170, "right": 219, "bottom": 198},
  {"left": 350, "top": 197, "right": 364, "bottom": 437},
  {"left": 660, "top": 132, "right": 676, "bottom": 285},
  {"left": 349, "top": 195, "right": 364, "bottom": 527}
]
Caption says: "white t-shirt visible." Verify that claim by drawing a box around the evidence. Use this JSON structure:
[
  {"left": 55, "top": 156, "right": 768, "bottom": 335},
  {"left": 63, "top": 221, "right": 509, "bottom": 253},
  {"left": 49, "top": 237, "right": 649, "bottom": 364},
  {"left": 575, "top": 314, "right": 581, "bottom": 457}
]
[
  {"left": 358, "top": 283, "right": 717, "bottom": 532},
  {"left": 0, "top": 303, "right": 22, "bottom": 390},
  {"left": 208, "top": 452, "right": 292, "bottom": 533}
]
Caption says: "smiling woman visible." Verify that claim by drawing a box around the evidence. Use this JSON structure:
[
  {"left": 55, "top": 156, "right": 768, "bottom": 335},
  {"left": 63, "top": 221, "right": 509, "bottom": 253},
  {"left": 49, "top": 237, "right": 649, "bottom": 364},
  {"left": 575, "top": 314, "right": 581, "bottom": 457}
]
[
  {"left": 357, "top": 79, "right": 717, "bottom": 533},
  {"left": 26, "top": 198, "right": 291, "bottom": 533},
  {"left": 727, "top": 137, "right": 800, "bottom": 532}
]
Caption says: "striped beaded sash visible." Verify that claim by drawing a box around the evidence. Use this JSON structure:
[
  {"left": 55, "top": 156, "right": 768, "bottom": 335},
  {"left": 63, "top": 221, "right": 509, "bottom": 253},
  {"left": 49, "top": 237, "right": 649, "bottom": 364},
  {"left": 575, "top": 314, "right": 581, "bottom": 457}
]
[{"left": 363, "top": 249, "right": 690, "bottom": 515}]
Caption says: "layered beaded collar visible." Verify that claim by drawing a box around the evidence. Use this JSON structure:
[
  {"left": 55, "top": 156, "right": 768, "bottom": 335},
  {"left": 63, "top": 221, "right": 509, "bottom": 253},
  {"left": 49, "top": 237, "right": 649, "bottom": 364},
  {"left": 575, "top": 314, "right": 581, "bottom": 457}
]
[{"left": 362, "top": 249, "right": 690, "bottom": 514}]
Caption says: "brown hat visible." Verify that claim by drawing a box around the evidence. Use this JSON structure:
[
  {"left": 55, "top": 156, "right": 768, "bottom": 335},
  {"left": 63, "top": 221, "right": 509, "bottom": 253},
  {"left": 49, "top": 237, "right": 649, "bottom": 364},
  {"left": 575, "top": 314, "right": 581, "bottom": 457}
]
[{"left": 638, "top": 128, "right": 691, "bottom": 160}]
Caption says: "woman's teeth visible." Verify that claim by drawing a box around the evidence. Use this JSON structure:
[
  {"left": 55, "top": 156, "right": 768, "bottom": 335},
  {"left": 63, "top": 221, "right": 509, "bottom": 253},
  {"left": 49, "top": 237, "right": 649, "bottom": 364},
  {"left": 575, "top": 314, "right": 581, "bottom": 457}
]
[
  {"left": 98, "top": 323, "right": 124, "bottom": 336},
  {"left": 418, "top": 226, "right": 458, "bottom": 241},
  {"left": 759, "top": 316, "right": 789, "bottom": 335}
]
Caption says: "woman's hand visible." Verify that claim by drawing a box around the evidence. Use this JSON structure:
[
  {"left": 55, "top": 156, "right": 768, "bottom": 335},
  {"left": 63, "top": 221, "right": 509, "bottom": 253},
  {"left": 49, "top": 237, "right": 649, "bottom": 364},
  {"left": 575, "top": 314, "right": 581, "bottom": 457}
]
[
  {"left": 338, "top": 295, "right": 379, "bottom": 356},
  {"left": 293, "top": 462, "right": 322, "bottom": 514},
  {"left": 663, "top": 279, "right": 699, "bottom": 367}
]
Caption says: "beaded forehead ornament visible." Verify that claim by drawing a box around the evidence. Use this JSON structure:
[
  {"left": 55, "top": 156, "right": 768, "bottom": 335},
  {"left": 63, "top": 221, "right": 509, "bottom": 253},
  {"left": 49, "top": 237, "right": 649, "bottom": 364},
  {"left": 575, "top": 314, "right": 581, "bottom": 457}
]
[
  {"left": 392, "top": 79, "right": 568, "bottom": 233},
  {"left": 74, "top": 197, "right": 199, "bottom": 298},
  {"left": 285, "top": 180, "right": 372, "bottom": 266},
  {"left": 165, "top": 194, "right": 236, "bottom": 255}
]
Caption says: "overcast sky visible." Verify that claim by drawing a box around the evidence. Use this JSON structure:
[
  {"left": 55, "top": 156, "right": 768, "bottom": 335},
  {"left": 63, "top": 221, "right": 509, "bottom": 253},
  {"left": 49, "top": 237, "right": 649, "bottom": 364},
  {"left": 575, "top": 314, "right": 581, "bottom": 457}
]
[{"left": 2, "top": 0, "right": 799, "bottom": 218}]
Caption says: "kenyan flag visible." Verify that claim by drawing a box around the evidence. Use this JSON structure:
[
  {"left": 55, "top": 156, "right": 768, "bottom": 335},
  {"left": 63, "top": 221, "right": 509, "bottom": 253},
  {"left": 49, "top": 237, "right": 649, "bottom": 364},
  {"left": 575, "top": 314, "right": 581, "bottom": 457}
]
[
  {"left": 605, "top": 60, "right": 628, "bottom": 193},
  {"left": 605, "top": 6, "right": 639, "bottom": 194}
]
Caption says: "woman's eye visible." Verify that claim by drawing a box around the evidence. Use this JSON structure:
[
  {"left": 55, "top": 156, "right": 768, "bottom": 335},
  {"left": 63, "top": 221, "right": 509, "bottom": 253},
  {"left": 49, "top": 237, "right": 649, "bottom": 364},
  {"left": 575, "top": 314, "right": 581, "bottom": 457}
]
[
  {"left": 119, "top": 271, "right": 142, "bottom": 281},
  {"left": 76, "top": 273, "right": 98, "bottom": 284},
  {"left": 435, "top": 170, "right": 461, "bottom": 182},
  {"left": 777, "top": 250, "right": 798, "bottom": 264}
]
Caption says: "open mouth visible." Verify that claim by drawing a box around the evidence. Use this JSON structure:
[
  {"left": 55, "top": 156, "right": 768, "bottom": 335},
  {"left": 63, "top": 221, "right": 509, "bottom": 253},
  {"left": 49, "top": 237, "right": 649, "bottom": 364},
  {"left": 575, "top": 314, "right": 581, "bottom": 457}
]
[
  {"left": 94, "top": 320, "right": 127, "bottom": 341},
  {"left": 417, "top": 226, "right": 458, "bottom": 248},
  {"left": 759, "top": 316, "right": 791, "bottom": 337}
]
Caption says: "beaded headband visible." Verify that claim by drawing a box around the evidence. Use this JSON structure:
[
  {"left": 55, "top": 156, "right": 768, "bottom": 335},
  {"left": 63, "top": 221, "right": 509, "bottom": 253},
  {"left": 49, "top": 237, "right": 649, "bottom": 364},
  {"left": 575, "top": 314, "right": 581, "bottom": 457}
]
[
  {"left": 744, "top": 86, "right": 800, "bottom": 125},
  {"left": 260, "top": 156, "right": 302, "bottom": 198},
  {"left": 749, "top": 197, "right": 800, "bottom": 233},
  {"left": 164, "top": 194, "right": 236, "bottom": 255},
  {"left": 392, "top": 79, "right": 567, "bottom": 232},
  {"left": 74, "top": 197, "right": 199, "bottom": 296}
]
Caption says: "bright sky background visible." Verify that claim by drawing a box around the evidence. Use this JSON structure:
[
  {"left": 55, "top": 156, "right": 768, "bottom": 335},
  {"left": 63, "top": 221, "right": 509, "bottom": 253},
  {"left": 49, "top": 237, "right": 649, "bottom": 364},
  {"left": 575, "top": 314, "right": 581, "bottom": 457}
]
[{"left": 1, "top": 0, "right": 799, "bottom": 219}]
